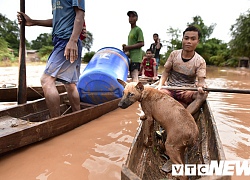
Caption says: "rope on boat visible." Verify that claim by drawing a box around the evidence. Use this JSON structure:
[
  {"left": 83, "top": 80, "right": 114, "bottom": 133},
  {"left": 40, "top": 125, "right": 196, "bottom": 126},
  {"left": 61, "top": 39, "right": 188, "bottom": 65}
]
[
  {"left": 61, "top": 106, "right": 71, "bottom": 116},
  {"left": 28, "top": 86, "right": 44, "bottom": 98}
]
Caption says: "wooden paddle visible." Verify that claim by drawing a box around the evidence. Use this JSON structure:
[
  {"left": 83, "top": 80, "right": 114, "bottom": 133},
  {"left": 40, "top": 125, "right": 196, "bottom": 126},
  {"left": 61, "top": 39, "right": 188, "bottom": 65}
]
[
  {"left": 18, "top": 0, "right": 27, "bottom": 104},
  {"left": 148, "top": 85, "right": 250, "bottom": 94}
]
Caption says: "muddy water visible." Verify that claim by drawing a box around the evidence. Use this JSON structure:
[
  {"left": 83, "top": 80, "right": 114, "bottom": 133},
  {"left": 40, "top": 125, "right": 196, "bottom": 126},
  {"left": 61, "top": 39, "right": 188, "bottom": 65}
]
[
  {"left": 0, "top": 102, "right": 141, "bottom": 180},
  {"left": 205, "top": 67, "right": 250, "bottom": 180},
  {"left": 0, "top": 65, "right": 250, "bottom": 180},
  {"left": 205, "top": 67, "right": 250, "bottom": 160}
]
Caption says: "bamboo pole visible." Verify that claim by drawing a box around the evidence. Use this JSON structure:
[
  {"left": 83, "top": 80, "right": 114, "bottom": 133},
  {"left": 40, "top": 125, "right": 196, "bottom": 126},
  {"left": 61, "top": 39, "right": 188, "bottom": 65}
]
[
  {"left": 17, "top": 0, "right": 27, "bottom": 104},
  {"left": 148, "top": 85, "right": 250, "bottom": 94}
]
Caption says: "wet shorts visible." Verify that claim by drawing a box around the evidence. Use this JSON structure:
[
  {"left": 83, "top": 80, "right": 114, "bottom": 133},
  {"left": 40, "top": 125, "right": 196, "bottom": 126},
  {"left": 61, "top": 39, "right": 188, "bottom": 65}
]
[
  {"left": 129, "top": 62, "right": 141, "bottom": 72},
  {"left": 160, "top": 89, "right": 195, "bottom": 107},
  {"left": 44, "top": 36, "right": 82, "bottom": 84}
]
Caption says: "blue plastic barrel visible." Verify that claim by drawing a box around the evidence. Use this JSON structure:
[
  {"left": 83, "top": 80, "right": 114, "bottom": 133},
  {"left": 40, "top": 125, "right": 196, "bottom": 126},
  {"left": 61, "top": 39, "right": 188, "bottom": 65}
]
[{"left": 77, "top": 47, "right": 129, "bottom": 104}]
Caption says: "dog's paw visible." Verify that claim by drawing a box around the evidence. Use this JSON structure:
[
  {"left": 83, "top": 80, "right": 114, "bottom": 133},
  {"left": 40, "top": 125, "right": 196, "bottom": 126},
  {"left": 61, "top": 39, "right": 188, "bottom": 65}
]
[{"left": 140, "top": 115, "right": 147, "bottom": 121}]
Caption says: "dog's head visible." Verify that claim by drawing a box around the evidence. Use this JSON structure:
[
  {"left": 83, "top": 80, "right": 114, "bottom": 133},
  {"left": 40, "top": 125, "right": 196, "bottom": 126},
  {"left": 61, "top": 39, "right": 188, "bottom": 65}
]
[{"left": 117, "top": 79, "right": 144, "bottom": 109}]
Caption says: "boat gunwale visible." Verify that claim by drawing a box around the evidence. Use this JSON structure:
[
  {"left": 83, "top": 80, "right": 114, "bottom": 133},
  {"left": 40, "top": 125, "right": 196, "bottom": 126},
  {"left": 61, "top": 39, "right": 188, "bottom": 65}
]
[
  {"left": 205, "top": 100, "right": 227, "bottom": 161},
  {"left": 0, "top": 84, "right": 66, "bottom": 102}
]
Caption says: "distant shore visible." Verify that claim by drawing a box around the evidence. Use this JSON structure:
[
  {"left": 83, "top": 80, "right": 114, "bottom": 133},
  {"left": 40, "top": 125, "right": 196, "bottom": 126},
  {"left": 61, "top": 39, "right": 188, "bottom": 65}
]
[{"left": 0, "top": 61, "right": 46, "bottom": 67}]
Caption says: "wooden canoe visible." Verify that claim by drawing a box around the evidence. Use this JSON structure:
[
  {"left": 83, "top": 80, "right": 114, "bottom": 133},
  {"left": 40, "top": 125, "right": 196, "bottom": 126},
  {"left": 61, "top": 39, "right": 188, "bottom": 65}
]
[
  {"left": 127, "top": 76, "right": 160, "bottom": 85},
  {"left": 0, "top": 84, "right": 66, "bottom": 102},
  {"left": 0, "top": 92, "right": 120, "bottom": 155},
  {"left": 121, "top": 100, "right": 231, "bottom": 180}
]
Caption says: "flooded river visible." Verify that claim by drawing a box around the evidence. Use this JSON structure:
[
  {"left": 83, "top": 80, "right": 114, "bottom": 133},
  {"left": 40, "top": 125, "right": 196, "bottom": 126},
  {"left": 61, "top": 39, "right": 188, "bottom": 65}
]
[{"left": 0, "top": 65, "right": 250, "bottom": 180}]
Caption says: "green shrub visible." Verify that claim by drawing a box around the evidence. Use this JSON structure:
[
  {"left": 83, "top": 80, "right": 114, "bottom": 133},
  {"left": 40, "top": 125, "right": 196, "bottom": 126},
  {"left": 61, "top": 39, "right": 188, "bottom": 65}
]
[
  {"left": 82, "top": 51, "right": 95, "bottom": 63},
  {"left": 209, "top": 56, "right": 225, "bottom": 66},
  {"left": 224, "top": 58, "right": 239, "bottom": 67}
]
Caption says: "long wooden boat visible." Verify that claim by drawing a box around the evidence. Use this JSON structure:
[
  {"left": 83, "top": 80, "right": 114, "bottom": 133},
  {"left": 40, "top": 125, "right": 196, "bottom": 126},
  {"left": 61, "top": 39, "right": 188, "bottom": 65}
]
[
  {"left": 0, "top": 75, "right": 156, "bottom": 102},
  {"left": 0, "top": 84, "right": 66, "bottom": 102},
  {"left": 0, "top": 92, "right": 120, "bottom": 155},
  {"left": 121, "top": 100, "right": 231, "bottom": 180}
]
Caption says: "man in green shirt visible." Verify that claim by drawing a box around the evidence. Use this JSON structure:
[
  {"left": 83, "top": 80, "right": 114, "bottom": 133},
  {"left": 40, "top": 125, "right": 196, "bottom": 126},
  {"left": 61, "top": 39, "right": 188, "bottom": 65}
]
[{"left": 123, "top": 11, "right": 144, "bottom": 82}]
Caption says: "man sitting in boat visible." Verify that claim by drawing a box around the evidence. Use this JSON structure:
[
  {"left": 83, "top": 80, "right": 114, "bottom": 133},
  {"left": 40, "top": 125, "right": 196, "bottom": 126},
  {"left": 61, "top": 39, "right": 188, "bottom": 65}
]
[
  {"left": 140, "top": 49, "right": 158, "bottom": 81},
  {"left": 157, "top": 25, "right": 208, "bottom": 115}
]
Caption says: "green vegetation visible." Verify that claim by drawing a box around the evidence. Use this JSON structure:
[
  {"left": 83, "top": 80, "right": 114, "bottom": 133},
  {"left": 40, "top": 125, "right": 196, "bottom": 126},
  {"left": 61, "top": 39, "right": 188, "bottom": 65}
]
[
  {"left": 82, "top": 51, "right": 95, "bottom": 63},
  {"left": 0, "top": 14, "right": 19, "bottom": 53},
  {"left": 229, "top": 9, "right": 250, "bottom": 58},
  {"left": 161, "top": 15, "right": 237, "bottom": 67},
  {"left": 0, "top": 38, "right": 14, "bottom": 61},
  {"left": 82, "top": 31, "right": 94, "bottom": 52},
  {"left": 30, "top": 33, "right": 53, "bottom": 50},
  {"left": 38, "top": 46, "right": 54, "bottom": 62},
  {"left": 0, "top": 13, "right": 94, "bottom": 65},
  {"left": 0, "top": 9, "right": 250, "bottom": 67}
]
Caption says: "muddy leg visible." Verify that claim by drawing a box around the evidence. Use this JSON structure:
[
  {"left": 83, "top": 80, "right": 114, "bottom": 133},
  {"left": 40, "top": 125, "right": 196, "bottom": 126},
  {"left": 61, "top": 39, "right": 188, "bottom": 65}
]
[
  {"left": 40, "top": 74, "right": 60, "bottom": 118},
  {"left": 144, "top": 119, "right": 154, "bottom": 147},
  {"left": 131, "top": 69, "right": 139, "bottom": 82},
  {"left": 165, "top": 143, "right": 188, "bottom": 180},
  {"left": 165, "top": 144, "right": 183, "bottom": 164},
  {"left": 64, "top": 83, "right": 80, "bottom": 112},
  {"left": 187, "top": 91, "right": 208, "bottom": 115}
]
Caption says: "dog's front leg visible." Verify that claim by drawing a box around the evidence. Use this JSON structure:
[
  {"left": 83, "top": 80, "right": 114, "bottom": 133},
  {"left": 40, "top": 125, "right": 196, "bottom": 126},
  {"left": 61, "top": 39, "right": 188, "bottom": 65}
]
[{"left": 144, "top": 117, "right": 154, "bottom": 147}]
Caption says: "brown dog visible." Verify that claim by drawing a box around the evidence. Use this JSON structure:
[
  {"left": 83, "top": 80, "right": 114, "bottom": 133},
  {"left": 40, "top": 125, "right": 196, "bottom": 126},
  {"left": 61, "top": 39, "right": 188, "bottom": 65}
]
[{"left": 117, "top": 79, "right": 199, "bottom": 180}]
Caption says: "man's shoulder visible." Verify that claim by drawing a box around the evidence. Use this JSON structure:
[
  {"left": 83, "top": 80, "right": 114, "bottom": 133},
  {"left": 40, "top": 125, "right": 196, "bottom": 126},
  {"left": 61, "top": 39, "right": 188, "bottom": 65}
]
[
  {"left": 135, "top": 26, "right": 142, "bottom": 30},
  {"left": 131, "top": 26, "right": 143, "bottom": 34},
  {"left": 194, "top": 52, "right": 206, "bottom": 62},
  {"left": 132, "top": 26, "right": 142, "bottom": 31},
  {"left": 170, "top": 49, "right": 182, "bottom": 55}
]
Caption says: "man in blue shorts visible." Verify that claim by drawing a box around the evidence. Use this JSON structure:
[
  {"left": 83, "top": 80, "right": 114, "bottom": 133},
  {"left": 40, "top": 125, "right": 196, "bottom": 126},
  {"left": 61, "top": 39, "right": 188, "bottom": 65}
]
[
  {"left": 17, "top": 0, "right": 85, "bottom": 118},
  {"left": 123, "top": 11, "right": 144, "bottom": 82}
]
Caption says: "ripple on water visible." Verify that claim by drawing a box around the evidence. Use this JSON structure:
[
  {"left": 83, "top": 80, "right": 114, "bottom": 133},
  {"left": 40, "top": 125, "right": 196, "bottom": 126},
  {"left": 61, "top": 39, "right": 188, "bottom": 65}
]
[
  {"left": 81, "top": 140, "right": 130, "bottom": 180},
  {"left": 207, "top": 75, "right": 250, "bottom": 161},
  {"left": 36, "top": 169, "right": 52, "bottom": 180}
]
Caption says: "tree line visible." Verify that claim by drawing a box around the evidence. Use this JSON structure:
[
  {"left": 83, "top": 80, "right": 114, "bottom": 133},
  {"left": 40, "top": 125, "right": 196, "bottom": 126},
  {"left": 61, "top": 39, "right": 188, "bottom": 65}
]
[
  {"left": 0, "top": 9, "right": 250, "bottom": 67},
  {"left": 0, "top": 13, "right": 93, "bottom": 62},
  {"left": 161, "top": 10, "right": 250, "bottom": 67}
]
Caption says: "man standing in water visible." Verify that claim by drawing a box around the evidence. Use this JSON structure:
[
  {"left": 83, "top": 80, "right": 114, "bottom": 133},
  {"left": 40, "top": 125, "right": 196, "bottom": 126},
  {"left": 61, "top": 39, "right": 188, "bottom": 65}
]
[
  {"left": 17, "top": 0, "right": 85, "bottom": 118},
  {"left": 123, "top": 11, "right": 144, "bottom": 82},
  {"left": 157, "top": 26, "right": 208, "bottom": 115}
]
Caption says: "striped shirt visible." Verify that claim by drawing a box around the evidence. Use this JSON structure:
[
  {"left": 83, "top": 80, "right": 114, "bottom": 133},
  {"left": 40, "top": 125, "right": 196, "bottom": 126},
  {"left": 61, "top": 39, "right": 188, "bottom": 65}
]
[{"left": 164, "top": 50, "right": 206, "bottom": 87}]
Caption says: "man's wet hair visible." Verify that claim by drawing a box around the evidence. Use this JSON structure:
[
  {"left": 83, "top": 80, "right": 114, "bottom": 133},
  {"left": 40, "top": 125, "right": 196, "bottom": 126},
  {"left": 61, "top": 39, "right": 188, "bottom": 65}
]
[
  {"left": 146, "top": 49, "right": 153, "bottom": 53},
  {"left": 183, "top": 25, "right": 202, "bottom": 39},
  {"left": 153, "top": 33, "right": 159, "bottom": 37}
]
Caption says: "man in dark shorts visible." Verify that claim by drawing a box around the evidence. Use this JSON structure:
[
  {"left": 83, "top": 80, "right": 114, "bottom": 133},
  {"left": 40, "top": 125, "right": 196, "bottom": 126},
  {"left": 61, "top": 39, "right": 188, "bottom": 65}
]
[
  {"left": 150, "top": 33, "right": 162, "bottom": 71},
  {"left": 123, "top": 11, "right": 144, "bottom": 82},
  {"left": 157, "top": 26, "right": 208, "bottom": 115},
  {"left": 17, "top": 0, "right": 85, "bottom": 118}
]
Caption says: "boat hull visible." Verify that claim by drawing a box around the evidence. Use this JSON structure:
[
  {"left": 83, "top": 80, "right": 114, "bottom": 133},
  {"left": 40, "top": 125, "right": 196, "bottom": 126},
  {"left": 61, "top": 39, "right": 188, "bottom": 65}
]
[
  {"left": 0, "top": 84, "right": 66, "bottom": 102},
  {"left": 0, "top": 93, "right": 120, "bottom": 155},
  {"left": 121, "top": 100, "right": 231, "bottom": 180}
]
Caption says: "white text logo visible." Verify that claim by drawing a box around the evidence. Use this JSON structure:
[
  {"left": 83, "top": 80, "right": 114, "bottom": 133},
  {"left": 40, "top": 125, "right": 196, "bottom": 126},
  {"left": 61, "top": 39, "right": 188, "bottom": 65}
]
[{"left": 172, "top": 160, "right": 250, "bottom": 176}]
